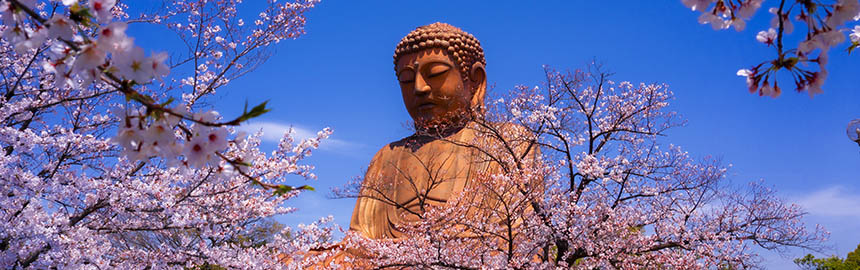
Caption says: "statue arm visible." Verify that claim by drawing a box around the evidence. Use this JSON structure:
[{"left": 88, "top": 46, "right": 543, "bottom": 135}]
[{"left": 348, "top": 146, "right": 391, "bottom": 239}]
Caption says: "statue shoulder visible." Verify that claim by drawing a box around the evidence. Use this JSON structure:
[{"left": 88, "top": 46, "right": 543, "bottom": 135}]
[
  {"left": 365, "top": 136, "right": 411, "bottom": 169},
  {"left": 467, "top": 121, "right": 534, "bottom": 139},
  {"left": 366, "top": 144, "right": 391, "bottom": 168},
  {"left": 467, "top": 121, "right": 540, "bottom": 156}
]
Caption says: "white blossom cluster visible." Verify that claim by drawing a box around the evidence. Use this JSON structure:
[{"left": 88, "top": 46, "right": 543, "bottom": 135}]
[
  {"left": 684, "top": 0, "right": 860, "bottom": 97},
  {"left": 3, "top": 0, "right": 169, "bottom": 90},
  {"left": 0, "top": 0, "right": 331, "bottom": 269},
  {"left": 113, "top": 106, "right": 237, "bottom": 169}
]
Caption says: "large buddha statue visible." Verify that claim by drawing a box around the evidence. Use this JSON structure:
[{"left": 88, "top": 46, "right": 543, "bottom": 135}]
[
  {"left": 293, "top": 23, "right": 539, "bottom": 269},
  {"left": 349, "top": 22, "right": 493, "bottom": 239}
]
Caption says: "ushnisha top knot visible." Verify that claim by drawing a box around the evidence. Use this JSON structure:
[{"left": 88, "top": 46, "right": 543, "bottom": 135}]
[{"left": 394, "top": 22, "right": 486, "bottom": 79}]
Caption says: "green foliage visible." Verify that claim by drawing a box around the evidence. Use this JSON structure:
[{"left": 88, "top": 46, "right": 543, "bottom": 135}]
[
  {"left": 186, "top": 263, "right": 226, "bottom": 270},
  {"left": 68, "top": 3, "right": 94, "bottom": 26},
  {"left": 227, "top": 100, "right": 271, "bottom": 125},
  {"left": 272, "top": 184, "right": 315, "bottom": 196},
  {"left": 795, "top": 244, "right": 860, "bottom": 270}
]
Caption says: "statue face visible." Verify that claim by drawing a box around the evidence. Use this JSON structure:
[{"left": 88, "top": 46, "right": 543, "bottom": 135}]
[{"left": 395, "top": 48, "right": 475, "bottom": 126}]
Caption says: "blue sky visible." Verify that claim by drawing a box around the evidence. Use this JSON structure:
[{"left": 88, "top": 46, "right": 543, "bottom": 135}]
[{"left": 130, "top": 1, "right": 860, "bottom": 268}]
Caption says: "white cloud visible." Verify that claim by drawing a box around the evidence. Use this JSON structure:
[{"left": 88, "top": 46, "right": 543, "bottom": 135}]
[
  {"left": 236, "top": 121, "right": 359, "bottom": 151},
  {"left": 794, "top": 186, "right": 860, "bottom": 218}
]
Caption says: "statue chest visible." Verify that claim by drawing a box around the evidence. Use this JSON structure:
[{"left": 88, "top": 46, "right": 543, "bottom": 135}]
[{"left": 372, "top": 137, "right": 490, "bottom": 216}]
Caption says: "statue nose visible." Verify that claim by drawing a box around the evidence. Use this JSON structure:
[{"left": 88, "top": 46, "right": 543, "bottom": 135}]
[
  {"left": 414, "top": 75, "right": 431, "bottom": 95},
  {"left": 416, "top": 85, "right": 431, "bottom": 94}
]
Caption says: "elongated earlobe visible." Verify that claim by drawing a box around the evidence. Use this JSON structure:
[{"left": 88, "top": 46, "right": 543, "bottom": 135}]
[{"left": 470, "top": 62, "right": 487, "bottom": 109}]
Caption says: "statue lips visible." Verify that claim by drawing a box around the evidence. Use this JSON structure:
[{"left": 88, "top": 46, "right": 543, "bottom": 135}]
[{"left": 417, "top": 101, "right": 436, "bottom": 111}]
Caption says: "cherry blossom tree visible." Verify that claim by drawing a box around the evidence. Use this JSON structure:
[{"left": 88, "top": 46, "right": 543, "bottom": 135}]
[
  {"left": 681, "top": 0, "right": 859, "bottom": 98},
  {"left": 335, "top": 64, "right": 827, "bottom": 269},
  {"left": 0, "top": 0, "right": 340, "bottom": 269}
]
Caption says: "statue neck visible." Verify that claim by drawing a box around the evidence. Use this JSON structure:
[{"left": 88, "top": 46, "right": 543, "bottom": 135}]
[
  {"left": 414, "top": 125, "right": 464, "bottom": 138},
  {"left": 413, "top": 116, "right": 471, "bottom": 137}
]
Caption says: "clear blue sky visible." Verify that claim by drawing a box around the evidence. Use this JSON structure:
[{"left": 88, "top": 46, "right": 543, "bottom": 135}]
[{"left": 130, "top": 1, "right": 860, "bottom": 268}]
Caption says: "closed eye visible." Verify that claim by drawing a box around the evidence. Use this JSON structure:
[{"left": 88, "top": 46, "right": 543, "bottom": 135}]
[
  {"left": 398, "top": 69, "right": 415, "bottom": 83},
  {"left": 428, "top": 64, "right": 450, "bottom": 78}
]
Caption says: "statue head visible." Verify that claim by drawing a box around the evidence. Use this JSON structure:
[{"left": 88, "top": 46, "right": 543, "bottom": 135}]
[{"left": 393, "top": 23, "right": 487, "bottom": 129}]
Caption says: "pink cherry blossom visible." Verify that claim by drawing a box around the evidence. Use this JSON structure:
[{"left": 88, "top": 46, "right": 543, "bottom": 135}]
[
  {"left": 2, "top": 24, "right": 47, "bottom": 53},
  {"left": 681, "top": 0, "right": 860, "bottom": 96},
  {"left": 736, "top": 68, "right": 759, "bottom": 93},
  {"left": 338, "top": 66, "right": 825, "bottom": 269},
  {"left": 698, "top": 12, "right": 730, "bottom": 30},
  {"left": 46, "top": 14, "right": 75, "bottom": 40},
  {"left": 145, "top": 120, "right": 176, "bottom": 151},
  {"left": 760, "top": 81, "right": 781, "bottom": 98},
  {"left": 148, "top": 51, "right": 170, "bottom": 80},
  {"left": 851, "top": 25, "right": 860, "bottom": 43},
  {"left": 799, "top": 38, "right": 824, "bottom": 54},
  {"left": 737, "top": 0, "right": 763, "bottom": 19},
  {"left": 203, "top": 127, "right": 230, "bottom": 153},
  {"left": 71, "top": 42, "right": 106, "bottom": 73},
  {"left": 756, "top": 28, "right": 776, "bottom": 45},
  {"left": 184, "top": 134, "right": 214, "bottom": 168},
  {"left": 96, "top": 22, "right": 131, "bottom": 53},
  {"left": 769, "top": 7, "right": 794, "bottom": 34},
  {"left": 0, "top": 1, "right": 328, "bottom": 268},
  {"left": 731, "top": 18, "right": 746, "bottom": 31},
  {"left": 41, "top": 59, "right": 74, "bottom": 89},
  {"left": 113, "top": 116, "right": 143, "bottom": 150},
  {"left": 682, "top": 0, "right": 713, "bottom": 12},
  {"left": 817, "top": 30, "right": 847, "bottom": 48},
  {"left": 88, "top": 0, "right": 116, "bottom": 22},
  {"left": 826, "top": 0, "right": 860, "bottom": 27},
  {"left": 113, "top": 46, "right": 153, "bottom": 83},
  {"left": 0, "top": 0, "right": 27, "bottom": 26},
  {"left": 805, "top": 68, "right": 827, "bottom": 98}
]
